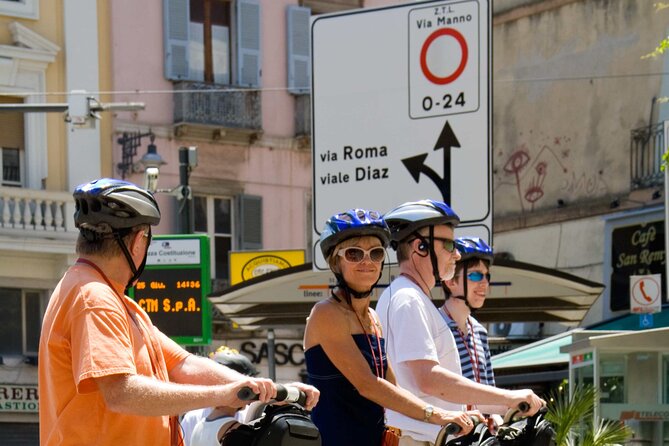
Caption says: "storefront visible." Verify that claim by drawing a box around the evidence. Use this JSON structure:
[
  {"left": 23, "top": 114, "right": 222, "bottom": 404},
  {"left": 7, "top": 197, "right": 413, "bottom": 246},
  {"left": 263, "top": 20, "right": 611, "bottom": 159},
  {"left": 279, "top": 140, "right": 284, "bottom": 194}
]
[{"left": 562, "top": 327, "right": 669, "bottom": 445}]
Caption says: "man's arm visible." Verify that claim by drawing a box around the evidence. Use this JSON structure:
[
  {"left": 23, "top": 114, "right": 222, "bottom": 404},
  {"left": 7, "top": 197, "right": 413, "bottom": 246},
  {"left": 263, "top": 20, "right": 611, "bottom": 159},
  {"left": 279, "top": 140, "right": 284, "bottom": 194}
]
[
  {"left": 170, "top": 354, "right": 249, "bottom": 385},
  {"left": 96, "top": 373, "right": 275, "bottom": 416},
  {"left": 168, "top": 355, "right": 320, "bottom": 410},
  {"left": 406, "top": 359, "right": 544, "bottom": 415}
]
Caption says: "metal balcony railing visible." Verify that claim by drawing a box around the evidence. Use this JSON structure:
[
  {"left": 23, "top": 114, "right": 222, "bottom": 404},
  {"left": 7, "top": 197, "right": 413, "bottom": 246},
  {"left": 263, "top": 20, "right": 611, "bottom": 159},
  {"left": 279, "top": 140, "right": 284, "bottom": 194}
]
[
  {"left": 0, "top": 187, "right": 76, "bottom": 233},
  {"left": 630, "top": 122, "right": 665, "bottom": 189},
  {"left": 173, "top": 82, "right": 261, "bottom": 130}
]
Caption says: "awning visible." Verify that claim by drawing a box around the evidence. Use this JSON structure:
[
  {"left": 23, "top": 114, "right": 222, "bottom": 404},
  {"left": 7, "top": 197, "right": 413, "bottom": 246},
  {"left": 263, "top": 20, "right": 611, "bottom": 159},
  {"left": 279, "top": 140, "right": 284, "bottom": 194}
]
[
  {"left": 491, "top": 330, "right": 577, "bottom": 370},
  {"left": 209, "top": 258, "right": 604, "bottom": 330}
]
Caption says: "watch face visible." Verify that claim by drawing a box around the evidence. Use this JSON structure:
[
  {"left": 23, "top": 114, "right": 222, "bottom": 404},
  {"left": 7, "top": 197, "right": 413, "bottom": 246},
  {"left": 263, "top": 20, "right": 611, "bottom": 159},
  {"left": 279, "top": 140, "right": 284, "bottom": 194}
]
[{"left": 424, "top": 405, "right": 434, "bottom": 420}]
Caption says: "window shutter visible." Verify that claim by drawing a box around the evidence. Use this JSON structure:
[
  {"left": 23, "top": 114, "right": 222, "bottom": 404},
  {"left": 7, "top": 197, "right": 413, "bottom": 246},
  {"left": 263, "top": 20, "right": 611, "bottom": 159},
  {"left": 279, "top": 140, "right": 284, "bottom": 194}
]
[
  {"left": 286, "top": 5, "right": 311, "bottom": 94},
  {"left": 163, "top": 0, "right": 190, "bottom": 80},
  {"left": 236, "top": 0, "right": 261, "bottom": 87},
  {"left": 237, "top": 194, "right": 262, "bottom": 250}
]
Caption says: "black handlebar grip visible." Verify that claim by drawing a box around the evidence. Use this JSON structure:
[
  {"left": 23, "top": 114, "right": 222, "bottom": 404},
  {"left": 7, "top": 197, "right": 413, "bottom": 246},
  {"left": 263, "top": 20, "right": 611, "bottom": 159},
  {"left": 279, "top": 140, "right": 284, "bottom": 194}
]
[
  {"left": 237, "top": 386, "right": 259, "bottom": 401},
  {"left": 518, "top": 402, "right": 530, "bottom": 413},
  {"left": 444, "top": 423, "right": 461, "bottom": 436}
]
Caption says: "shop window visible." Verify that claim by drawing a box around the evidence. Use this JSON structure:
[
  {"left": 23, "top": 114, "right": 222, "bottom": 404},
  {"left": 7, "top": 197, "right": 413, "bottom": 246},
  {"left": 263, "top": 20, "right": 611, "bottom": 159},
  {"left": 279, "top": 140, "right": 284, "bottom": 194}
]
[
  {"left": 0, "top": 288, "right": 46, "bottom": 360},
  {"left": 164, "top": 0, "right": 261, "bottom": 86},
  {"left": 599, "top": 355, "right": 625, "bottom": 403},
  {"left": 574, "top": 363, "right": 594, "bottom": 389}
]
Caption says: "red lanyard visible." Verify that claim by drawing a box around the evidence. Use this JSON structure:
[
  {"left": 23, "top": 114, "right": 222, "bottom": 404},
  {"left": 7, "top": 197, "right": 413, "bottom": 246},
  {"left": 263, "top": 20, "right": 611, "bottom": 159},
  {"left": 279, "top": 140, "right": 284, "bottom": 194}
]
[
  {"left": 354, "top": 308, "right": 384, "bottom": 379},
  {"left": 76, "top": 258, "right": 183, "bottom": 446},
  {"left": 443, "top": 308, "right": 481, "bottom": 384}
]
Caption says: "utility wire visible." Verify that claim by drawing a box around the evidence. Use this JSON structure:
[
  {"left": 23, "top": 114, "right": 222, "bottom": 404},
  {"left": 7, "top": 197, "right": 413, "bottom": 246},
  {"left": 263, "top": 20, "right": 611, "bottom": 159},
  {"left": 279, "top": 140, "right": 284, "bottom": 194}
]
[{"left": 2, "top": 70, "right": 669, "bottom": 98}]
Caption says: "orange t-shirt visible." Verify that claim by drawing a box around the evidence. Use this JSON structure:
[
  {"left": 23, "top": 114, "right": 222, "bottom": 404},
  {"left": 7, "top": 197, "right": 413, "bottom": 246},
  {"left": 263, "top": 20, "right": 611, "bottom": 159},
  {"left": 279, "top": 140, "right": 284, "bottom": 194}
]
[{"left": 39, "top": 262, "right": 190, "bottom": 446}]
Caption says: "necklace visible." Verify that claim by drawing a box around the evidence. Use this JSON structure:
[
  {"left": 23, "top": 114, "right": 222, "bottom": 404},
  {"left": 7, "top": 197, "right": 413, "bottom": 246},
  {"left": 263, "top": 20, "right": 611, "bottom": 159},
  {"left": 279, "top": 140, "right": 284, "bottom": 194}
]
[{"left": 353, "top": 308, "right": 384, "bottom": 379}]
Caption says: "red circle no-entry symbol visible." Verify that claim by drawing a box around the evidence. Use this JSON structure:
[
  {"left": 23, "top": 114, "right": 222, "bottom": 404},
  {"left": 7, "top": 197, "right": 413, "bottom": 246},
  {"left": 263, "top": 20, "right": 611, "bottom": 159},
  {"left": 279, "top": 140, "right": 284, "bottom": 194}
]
[{"left": 419, "top": 28, "right": 468, "bottom": 85}]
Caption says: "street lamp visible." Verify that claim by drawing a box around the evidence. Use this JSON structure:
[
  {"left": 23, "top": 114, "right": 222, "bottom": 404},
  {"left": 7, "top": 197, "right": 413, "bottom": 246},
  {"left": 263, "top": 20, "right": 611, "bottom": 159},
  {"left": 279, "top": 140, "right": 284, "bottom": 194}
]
[
  {"left": 116, "top": 131, "right": 166, "bottom": 181},
  {"left": 138, "top": 136, "right": 166, "bottom": 192},
  {"left": 118, "top": 134, "right": 197, "bottom": 234},
  {"left": 137, "top": 145, "right": 197, "bottom": 234}
]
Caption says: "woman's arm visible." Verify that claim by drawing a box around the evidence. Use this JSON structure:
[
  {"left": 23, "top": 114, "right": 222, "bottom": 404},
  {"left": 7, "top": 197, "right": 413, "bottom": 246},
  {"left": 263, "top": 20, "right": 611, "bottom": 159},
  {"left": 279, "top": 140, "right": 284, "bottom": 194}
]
[{"left": 307, "top": 302, "right": 472, "bottom": 431}]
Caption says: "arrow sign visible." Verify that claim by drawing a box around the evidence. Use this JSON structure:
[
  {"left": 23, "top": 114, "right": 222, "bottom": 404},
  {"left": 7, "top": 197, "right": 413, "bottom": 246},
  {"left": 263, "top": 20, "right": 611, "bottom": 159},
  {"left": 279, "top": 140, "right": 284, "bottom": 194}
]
[{"left": 401, "top": 121, "right": 461, "bottom": 204}]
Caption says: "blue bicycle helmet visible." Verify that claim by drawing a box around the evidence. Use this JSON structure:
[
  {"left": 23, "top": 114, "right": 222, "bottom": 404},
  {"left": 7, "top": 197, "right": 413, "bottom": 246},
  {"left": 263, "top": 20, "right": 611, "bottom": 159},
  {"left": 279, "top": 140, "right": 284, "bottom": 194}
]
[
  {"left": 74, "top": 178, "right": 161, "bottom": 231},
  {"left": 320, "top": 209, "right": 390, "bottom": 260},
  {"left": 384, "top": 199, "right": 460, "bottom": 244},
  {"left": 455, "top": 237, "right": 494, "bottom": 263}
]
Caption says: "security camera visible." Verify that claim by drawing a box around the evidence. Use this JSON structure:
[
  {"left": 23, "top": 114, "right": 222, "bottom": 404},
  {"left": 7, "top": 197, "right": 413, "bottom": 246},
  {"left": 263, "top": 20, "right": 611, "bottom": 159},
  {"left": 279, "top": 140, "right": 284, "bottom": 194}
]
[{"left": 145, "top": 167, "right": 159, "bottom": 193}]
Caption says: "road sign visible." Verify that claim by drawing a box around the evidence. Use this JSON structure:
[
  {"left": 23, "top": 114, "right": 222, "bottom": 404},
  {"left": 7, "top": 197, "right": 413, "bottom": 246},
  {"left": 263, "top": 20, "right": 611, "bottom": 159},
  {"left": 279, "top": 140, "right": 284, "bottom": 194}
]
[
  {"left": 311, "top": 0, "right": 491, "bottom": 269},
  {"left": 130, "top": 234, "right": 212, "bottom": 345},
  {"left": 630, "top": 274, "right": 662, "bottom": 314}
]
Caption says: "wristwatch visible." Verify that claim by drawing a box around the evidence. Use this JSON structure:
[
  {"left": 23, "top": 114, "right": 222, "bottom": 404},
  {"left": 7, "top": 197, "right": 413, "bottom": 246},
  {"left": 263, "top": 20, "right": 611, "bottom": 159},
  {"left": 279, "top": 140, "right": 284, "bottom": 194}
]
[{"left": 423, "top": 405, "right": 434, "bottom": 422}]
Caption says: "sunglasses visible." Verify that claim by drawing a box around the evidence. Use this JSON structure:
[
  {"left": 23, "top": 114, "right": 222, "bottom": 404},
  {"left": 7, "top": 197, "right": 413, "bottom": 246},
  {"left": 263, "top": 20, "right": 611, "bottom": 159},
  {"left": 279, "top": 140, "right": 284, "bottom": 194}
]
[
  {"left": 466, "top": 271, "right": 491, "bottom": 282},
  {"left": 338, "top": 246, "right": 386, "bottom": 263},
  {"left": 433, "top": 237, "right": 456, "bottom": 253}
]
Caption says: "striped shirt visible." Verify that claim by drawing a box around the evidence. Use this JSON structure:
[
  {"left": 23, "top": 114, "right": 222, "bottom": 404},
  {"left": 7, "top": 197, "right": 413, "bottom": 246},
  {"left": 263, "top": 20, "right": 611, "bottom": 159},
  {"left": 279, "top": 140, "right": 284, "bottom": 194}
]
[{"left": 440, "top": 308, "right": 495, "bottom": 386}]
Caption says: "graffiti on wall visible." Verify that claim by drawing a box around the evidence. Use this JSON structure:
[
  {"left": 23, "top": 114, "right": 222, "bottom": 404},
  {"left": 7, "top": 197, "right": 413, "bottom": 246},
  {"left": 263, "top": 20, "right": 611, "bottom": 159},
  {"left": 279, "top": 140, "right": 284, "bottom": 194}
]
[{"left": 494, "top": 133, "right": 608, "bottom": 213}]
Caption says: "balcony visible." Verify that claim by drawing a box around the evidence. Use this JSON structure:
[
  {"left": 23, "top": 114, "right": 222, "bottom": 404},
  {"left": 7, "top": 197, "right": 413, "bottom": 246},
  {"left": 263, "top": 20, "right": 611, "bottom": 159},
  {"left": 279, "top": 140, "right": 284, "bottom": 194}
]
[
  {"left": 630, "top": 122, "right": 665, "bottom": 190},
  {"left": 0, "top": 187, "right": 76, "bottom": 236},
  {"left": 173, "top": 81, "right": 262, "bottom": 143}
]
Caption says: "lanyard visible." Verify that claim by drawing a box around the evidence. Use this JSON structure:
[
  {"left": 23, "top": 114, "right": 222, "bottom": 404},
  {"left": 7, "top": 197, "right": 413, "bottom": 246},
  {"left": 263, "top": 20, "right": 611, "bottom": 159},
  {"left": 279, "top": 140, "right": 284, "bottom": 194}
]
[
  {"left": 76, "top": 258, "right": 184, "bottom": 446},
  {"left": 441, "top": 307, "right": 481, "bottom": 384},
  {"left": 353, "top": 306, "right": 384, "bottom": 379}
]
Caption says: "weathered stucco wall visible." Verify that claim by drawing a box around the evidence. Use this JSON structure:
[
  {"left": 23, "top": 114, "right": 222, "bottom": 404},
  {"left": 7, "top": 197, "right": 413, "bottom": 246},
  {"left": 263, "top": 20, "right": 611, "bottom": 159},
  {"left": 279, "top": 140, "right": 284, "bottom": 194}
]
[{"left": 493, "top": 0, "right": 667, "bottom": 218}]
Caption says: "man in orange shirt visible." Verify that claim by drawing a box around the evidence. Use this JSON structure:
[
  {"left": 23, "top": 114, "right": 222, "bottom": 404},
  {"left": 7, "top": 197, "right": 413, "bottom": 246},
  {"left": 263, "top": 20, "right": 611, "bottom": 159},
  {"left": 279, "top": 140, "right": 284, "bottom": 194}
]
[{"left": 38, "top": 178, "right": 319, "bottom": 446}]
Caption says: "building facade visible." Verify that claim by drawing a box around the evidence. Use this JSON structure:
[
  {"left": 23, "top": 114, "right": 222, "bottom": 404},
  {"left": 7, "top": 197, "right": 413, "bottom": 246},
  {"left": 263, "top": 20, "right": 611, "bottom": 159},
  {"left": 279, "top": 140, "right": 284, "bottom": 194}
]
[{"left": 0, "top": 0, "right": 115, "bottom": 442}]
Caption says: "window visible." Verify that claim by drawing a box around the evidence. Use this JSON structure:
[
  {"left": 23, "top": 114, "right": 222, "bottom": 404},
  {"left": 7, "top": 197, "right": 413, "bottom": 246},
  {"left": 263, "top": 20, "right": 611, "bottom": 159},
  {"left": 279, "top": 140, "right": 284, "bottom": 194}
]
[
  {"left": 164, "top": 0, "right": 261, "bottom": 86},
  {"left": 0, "top": 97, "right": 24, "bottom": 187},
  {"left": 189, "top": 0, "right": 232, "bottom": 84},
  {"left": 0, "top": 288, "right": 47, "bottom": 358},
  {"left": 1, "top": 148, "right": 22, "bottom": 186},
  {"left": 194, "top": 196, "right": 234, "bottom": 288},
  {"left": 599, "top": 354, "right": 626, "bottom": 403},
  {"left": 194, "top": 194, "right": 262, "bottom": 290},
  {"left": 0, "top": 0, "right": 39, "bottom": 19}
]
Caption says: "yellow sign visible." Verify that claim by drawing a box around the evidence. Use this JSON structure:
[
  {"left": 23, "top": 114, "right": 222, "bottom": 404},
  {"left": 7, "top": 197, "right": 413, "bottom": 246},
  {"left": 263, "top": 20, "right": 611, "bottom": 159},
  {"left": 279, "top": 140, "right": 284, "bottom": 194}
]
[{"left": 230, "top": 250, "right": 305, "bottom": 285}]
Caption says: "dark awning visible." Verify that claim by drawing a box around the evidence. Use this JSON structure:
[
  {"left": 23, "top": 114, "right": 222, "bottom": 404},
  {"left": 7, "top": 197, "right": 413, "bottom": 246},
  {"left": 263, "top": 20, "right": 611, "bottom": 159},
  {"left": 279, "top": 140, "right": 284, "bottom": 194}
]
[{"left": 208, "top": 258, "right": 604, "bottom": 330}]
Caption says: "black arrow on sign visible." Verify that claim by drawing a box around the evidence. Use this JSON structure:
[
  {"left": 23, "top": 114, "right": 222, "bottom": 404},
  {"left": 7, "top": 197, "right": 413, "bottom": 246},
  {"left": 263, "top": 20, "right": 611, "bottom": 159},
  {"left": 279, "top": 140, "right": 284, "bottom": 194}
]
[{"left": 401, "top": 120, "right": 461, "bottom": 204}]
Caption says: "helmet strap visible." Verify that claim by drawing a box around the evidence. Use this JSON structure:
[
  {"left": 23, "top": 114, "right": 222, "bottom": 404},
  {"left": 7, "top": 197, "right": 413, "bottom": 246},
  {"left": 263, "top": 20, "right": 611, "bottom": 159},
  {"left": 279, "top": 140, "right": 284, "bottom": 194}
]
[
  {"left": 114, "top": 228, "right": 152, "bottom": 291},
  {"left": 410, "top": 228, "right": 441, "bottom": 288},
  {"left": 333, "top": 265, "right": 384, "bottom": 302},
  {"left": 452, "top": 264, "right": 473, "bottom": 310},
  {"left": 424, "top": 227, "right": 441, "bottom": 287}
]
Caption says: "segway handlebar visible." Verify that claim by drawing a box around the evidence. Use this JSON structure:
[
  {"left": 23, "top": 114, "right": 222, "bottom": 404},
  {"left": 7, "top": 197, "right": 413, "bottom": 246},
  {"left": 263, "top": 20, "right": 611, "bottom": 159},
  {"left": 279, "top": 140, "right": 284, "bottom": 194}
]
[{"left": 237, "top": 384, "right": 308, "bottom": 407}]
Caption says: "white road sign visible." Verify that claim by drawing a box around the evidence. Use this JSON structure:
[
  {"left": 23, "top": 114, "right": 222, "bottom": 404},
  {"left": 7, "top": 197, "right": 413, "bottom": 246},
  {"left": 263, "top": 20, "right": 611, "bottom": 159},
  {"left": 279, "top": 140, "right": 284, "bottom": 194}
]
[{"left": 311, "top": 0, "right": 491, "bottom": 270}]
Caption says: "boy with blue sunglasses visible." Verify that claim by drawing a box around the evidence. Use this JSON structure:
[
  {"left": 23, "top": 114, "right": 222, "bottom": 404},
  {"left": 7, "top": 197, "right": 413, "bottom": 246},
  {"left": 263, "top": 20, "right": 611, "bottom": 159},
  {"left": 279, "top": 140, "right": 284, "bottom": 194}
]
[{"left": 441, "top": 237, "right": 500, "bottom": 413}]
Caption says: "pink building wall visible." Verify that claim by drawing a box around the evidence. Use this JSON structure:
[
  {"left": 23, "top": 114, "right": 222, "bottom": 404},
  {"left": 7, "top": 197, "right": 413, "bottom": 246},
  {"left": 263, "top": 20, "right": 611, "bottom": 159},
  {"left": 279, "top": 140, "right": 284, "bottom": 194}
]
[{"left": 109, "top": 0, "right": 311, "bottom": 252}]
